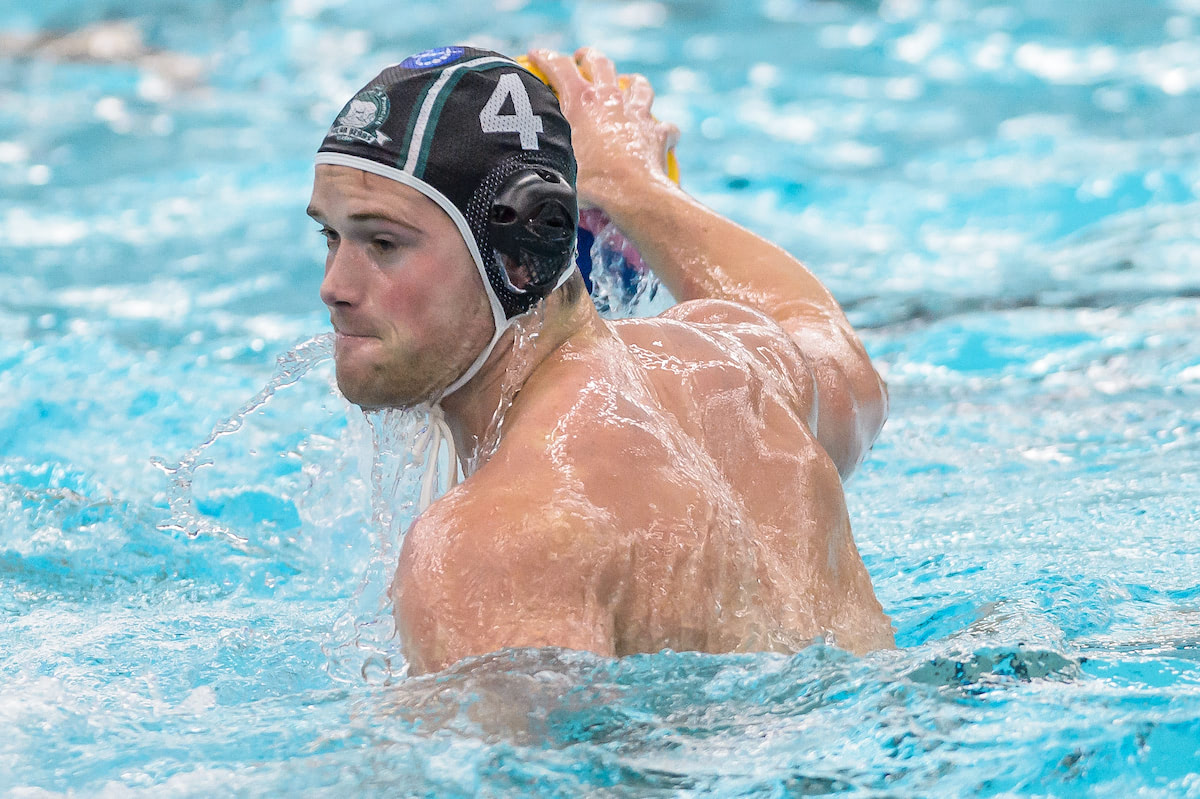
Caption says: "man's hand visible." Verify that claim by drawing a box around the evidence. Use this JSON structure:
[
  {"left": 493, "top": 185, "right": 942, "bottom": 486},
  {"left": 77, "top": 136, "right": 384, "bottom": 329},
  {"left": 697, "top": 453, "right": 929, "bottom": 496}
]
[{"left": 527, "top": 48, "right": 678, "bottom": 212}]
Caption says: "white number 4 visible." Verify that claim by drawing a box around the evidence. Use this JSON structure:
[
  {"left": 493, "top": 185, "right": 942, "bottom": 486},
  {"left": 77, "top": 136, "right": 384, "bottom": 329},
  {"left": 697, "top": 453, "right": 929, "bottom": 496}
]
[{"left": 479, "top": 73, "right": 543, "bottom": 150}]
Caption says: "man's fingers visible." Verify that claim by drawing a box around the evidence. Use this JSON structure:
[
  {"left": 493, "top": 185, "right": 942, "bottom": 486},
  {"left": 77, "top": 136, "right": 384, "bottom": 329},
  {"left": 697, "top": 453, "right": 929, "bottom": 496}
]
[
  {"left": 574, "top": 47, "right": 618, "bottom": 88},
  {"left": 621, "top": 73, "right": 655, "bottom": 116},
  {"left": 526, "top": 48, "right": 587, "bottom": 97}
]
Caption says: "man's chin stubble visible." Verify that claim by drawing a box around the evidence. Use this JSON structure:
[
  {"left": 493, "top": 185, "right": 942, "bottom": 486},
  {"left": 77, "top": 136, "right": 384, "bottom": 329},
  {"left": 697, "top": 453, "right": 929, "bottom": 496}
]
[{"left": 336, "top": 374, "right": 438, "bottom": 411}]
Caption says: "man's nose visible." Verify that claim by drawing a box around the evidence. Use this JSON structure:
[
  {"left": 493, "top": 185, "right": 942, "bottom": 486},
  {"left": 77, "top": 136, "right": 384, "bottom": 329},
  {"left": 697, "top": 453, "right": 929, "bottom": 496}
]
[{"left": 319, "top": 244, "right": 365, "bottom": 308}]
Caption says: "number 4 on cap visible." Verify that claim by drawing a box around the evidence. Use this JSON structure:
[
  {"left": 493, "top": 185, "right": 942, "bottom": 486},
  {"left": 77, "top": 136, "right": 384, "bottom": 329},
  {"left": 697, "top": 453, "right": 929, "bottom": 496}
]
[{"left": 480, "top": 73, "right": 544, "bottom": 150}]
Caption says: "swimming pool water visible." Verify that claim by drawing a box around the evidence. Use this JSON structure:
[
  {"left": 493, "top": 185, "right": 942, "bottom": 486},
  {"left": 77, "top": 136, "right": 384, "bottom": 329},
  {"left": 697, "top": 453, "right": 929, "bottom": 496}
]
[{"left": 3, "top": 0, "right": 1200, "bottom": 795}]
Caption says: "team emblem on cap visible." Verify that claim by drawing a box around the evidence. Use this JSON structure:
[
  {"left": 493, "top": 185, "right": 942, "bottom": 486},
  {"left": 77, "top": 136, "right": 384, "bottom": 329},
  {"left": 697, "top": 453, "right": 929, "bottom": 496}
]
[
  {"left": 328, "top": 88, "right": 392, "bottom": 146},
  {"left": 401, "top": 46, "right": 465, "bottom": 69}
]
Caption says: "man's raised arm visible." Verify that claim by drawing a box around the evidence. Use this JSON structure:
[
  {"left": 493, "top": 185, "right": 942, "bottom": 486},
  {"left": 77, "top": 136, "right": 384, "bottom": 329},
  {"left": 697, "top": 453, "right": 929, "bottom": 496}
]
[{"left": 529, "top": 48, "right": 887, "bottom": 477}]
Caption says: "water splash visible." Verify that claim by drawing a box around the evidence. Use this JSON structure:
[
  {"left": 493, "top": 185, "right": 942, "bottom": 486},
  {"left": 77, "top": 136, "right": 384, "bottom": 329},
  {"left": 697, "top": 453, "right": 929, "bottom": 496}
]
[
  {"left": 322, "top": 405, "right": 441, "bottom": 684},
  {"left": 145, "top": 303, "right": 573, "bottom": 685},
  {"left": 466, "top": 304, "right": 546, "bottom": 477},
  {"left": 146, "top": 328, "right": 427, "bottom": 683},
  {"left": 324, "top": 308, "right": 561, "bottom": 683},
  {"left": 145, "top": 324, "right": 536, "bottom": 685},
  {"left": 151, "top": 333, "right": 335, "bottom": 544},
  {"left": 588, "top": 216, "right": 664, "bottom": 319}
]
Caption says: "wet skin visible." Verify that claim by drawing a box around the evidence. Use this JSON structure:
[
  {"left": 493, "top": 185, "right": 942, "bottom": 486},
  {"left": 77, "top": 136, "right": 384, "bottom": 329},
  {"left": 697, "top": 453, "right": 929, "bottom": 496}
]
[
  {"left": 312, "top": 48, "right": 895, "bottom": 675},
  {"left": 396, "top": 300, "right": 895, "bottom": 673}
]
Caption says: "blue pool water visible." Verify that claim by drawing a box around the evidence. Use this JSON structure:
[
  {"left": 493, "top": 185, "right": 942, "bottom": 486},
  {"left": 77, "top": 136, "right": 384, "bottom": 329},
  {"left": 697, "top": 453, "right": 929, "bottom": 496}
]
[{"left": 3, "top": 0, "right": 1200, "bottom": 795}]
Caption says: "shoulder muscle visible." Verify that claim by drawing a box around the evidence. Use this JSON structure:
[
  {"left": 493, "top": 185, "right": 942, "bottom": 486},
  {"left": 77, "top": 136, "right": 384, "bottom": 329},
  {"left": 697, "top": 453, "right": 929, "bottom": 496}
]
[{"left": 393, "top": 476, "right": 615, "bottom": 675}]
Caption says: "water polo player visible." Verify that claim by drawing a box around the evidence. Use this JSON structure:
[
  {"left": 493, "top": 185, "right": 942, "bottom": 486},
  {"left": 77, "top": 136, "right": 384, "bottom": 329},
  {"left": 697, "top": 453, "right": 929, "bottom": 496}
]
[{"left": 307, "top": 46, "right": 894, "bottom": 674}]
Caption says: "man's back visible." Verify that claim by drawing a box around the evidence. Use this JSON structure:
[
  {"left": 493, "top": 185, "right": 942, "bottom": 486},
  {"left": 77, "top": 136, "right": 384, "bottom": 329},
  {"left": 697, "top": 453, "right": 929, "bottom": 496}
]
[{"left": 395, "top": 300, "right": 894, "bottom": 674}]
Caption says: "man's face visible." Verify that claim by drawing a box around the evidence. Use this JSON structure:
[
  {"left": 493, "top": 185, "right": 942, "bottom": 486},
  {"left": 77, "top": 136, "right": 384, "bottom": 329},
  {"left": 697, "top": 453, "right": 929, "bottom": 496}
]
[{"left": 308, "top": 165, "right": 494, "bottom": 408}]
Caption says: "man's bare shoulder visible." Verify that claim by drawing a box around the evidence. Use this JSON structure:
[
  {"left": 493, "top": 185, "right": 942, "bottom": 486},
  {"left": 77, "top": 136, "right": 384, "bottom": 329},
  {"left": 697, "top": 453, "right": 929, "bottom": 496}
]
[
  {"left": 649, "top": 299, "right": 886, "bottom": 480},
  {"left": 446, "top": 337, "right": 706, "bottom": 543},
  {"left": 394, "top": 459, "right": 621, "bottom": 672},
  {"left": 616, "top": 299, "right": 818, "bottom": 421},
  {"left": 656, "top": 297, "right": 781, "bottom": 327},
  {"left": 401, "top": 391, "right": 643, "bottom": 584},
  {"left": 402, "top": 456, "right": 605, "bottom": 575},
  {"left": 646, "top": 298, "right": 814, "bottom": 369}
]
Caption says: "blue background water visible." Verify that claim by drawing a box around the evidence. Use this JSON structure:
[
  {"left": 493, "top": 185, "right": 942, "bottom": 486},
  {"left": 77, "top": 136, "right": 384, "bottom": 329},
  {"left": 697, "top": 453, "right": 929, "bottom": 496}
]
[{"left": 3, "top": 0, "right": 1200, "bottom": 795}]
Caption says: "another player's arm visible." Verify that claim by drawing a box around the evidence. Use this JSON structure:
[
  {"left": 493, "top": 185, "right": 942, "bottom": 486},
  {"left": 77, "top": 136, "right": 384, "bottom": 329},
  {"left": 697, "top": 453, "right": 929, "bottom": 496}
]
[
  {"left": 529, "top": 47, "right": 886, "bottom": 476},
  {"left": 393, "top": 493, "right": 614, "bottom": 676}
]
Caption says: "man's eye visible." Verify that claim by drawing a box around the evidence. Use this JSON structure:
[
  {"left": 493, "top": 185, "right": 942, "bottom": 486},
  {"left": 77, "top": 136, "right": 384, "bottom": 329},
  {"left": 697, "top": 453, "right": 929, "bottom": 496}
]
[
  {"left": 373, "top": 238, "right": 397, "bottom": 253},
  {"left": 318, "top": 227, "right": 339, "bottom": 246}
]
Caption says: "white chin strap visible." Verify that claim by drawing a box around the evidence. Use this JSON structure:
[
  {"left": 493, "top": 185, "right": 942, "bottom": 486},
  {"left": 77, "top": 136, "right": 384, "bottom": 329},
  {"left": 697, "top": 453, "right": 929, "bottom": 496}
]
[
  {"left": 438, "top": 253, "right": 577, "bottom": 399},
  {"left": 415, "top": 404, "right": 458, "bottom": 512},
  {"left": 417, "top": 262, "right": 574, "bottom": 511}
]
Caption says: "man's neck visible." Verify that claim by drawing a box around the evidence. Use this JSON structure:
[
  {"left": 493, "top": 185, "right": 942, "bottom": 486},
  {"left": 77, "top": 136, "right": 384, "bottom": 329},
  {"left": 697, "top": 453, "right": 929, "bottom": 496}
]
[{"left": 439, "top": 289, "right": 603, "bottom": 466}]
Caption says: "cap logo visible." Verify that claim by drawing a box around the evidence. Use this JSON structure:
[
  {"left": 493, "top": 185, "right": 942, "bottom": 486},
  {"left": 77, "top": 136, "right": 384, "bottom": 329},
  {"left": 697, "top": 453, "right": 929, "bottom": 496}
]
[
  {"left": 401, "top": 47, "right": 465, "bottom": 69},
  {"left": 328, "top": 88, "right": 392, "bottom": 146}
]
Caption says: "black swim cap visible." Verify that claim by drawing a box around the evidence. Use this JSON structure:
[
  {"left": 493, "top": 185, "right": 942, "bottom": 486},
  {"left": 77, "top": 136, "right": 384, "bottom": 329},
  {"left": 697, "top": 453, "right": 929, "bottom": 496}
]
[{"left": 315, "top": 46, "right": 578, "bottom": 324}]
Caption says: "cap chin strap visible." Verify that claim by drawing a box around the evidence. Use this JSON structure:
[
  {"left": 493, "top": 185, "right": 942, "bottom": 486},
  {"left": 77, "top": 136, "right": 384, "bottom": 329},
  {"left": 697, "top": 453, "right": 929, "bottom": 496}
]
[
  {"left": 312, "top": 153, "right": 574, "bottom": 510},
  {"left": 414, "top": 403, "right": 457, "bottom": 511},
  {"left": 435, "top": 261, "right": 575, "bottom": 399},
  {"left": 416, "top": 264, "right": 572, "bottom": 511}
]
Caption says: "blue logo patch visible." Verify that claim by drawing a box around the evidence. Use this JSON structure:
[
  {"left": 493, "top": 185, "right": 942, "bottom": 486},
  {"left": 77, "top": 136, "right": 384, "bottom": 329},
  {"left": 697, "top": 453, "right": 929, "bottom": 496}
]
[{"left": 401, "top": 47, "right": 465, "bottom": 70}]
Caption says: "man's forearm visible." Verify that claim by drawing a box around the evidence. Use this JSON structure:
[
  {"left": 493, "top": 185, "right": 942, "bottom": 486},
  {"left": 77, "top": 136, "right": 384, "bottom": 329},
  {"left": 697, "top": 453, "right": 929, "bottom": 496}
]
[{"left": 597, "top": 177, "right": 850, "bottom": 327}]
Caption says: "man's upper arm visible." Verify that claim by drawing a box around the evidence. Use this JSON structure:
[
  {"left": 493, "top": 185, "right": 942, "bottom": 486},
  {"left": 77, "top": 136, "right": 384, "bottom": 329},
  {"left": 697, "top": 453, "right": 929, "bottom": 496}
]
[
  {"left": 773, "top": 299, "right": 888, "bottom": 477},
  {"left": 393, "top": 492, "right": 615, "bottom": 676},
  {"left": 661, "top": 298, "right": 887, "bottom": 478}
]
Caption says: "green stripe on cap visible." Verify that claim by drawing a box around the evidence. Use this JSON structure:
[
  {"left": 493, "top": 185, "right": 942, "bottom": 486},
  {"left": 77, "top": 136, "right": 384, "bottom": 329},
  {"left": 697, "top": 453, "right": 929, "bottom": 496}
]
[
  {"left": 405, "top": 56, "right": 515, "bottom": 178},
  {"left": 395, "top": 74, "right": 440, "bottom": 171},
  {"left": 409, "top": 69, "right": 471, "bottom": 179}
]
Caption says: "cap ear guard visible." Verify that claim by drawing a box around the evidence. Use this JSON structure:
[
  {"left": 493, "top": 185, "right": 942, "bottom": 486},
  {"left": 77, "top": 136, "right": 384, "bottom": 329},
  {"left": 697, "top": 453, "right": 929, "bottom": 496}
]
[{"left": 487, "top": 166, "right": 578, "bottom": 297}]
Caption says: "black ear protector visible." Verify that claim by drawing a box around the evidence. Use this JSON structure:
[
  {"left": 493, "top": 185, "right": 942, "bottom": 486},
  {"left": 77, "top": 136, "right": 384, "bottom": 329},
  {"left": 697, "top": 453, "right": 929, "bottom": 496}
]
[{"left": 487, "top": 166, "right": 578, "bottom": 297}]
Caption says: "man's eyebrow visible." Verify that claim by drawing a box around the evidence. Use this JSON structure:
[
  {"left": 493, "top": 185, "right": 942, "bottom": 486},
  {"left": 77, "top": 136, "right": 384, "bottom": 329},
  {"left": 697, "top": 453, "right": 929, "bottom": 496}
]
[
  {"left": 304, "top": 206, "right": 423, "bottom": 233},
  {"left": 346, "top": 211, "right": 424, "bottom": 233}
]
